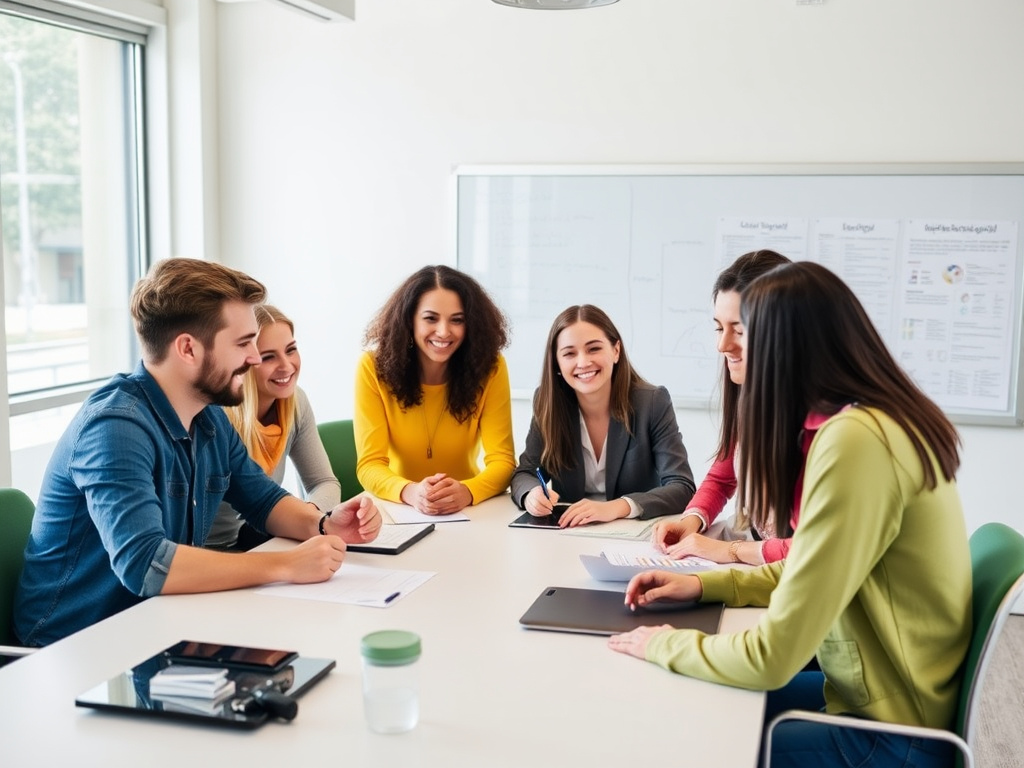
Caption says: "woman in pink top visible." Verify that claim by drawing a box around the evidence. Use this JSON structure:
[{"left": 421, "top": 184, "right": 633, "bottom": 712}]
[{"left": 652, "top": 249, "right": 793, "bottom": 565}]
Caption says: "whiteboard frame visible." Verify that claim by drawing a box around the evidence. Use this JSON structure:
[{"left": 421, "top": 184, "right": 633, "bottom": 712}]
[{"left": 451, "top": 163, "right": 1024, "bottom": 427}]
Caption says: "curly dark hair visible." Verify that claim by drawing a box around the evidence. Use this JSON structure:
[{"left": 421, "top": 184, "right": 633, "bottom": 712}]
[{"left": 363, "top": 265, "right": 510, "bottom": 422}]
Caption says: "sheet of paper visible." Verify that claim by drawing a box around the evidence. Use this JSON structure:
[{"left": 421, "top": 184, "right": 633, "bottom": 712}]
[
  {"left": 377, "top": 498, "right": 469, "bottom": 524},
  {"left": 556, "top": 517, "right": 657, "bottom": 541},
  {"left": 256, "top": 563, "right": 436, "bottom": 608},
  {"left": 602, "top": 548, "right": 718, "bottom": 570}
]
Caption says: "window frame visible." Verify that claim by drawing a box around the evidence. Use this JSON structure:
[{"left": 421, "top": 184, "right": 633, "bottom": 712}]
[{"left": 0, "top": 0, "right": 169, "bottom": 486}]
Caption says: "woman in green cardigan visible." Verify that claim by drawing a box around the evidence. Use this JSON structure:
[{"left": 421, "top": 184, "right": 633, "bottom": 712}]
[{"left": 609, "top": 262, "right": 970, "bottom": 768}]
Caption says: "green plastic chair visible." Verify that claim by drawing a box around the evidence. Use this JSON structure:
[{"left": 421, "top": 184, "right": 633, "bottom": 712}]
[
  {"left": 317, "top": 420, "right": 364, "bottom": 502},
  {"left": 764, "top": 522, "right": 1024, "bottom": 768},
  {"left": 1, "top": 487, "right": 36, "bottom": 662}
]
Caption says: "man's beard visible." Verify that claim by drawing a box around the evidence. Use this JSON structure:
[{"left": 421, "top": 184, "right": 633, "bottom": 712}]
[{"left": 195, "top": 356, "right": 250, "bottom": 407}]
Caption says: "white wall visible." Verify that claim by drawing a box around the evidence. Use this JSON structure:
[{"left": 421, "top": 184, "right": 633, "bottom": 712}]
[{"left": 212, "top": 0, "right": 1024, "bottom": 535}]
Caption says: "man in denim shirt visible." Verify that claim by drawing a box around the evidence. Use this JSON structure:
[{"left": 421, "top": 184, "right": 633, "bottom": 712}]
[{"left": 14, "top": 258, "right": 381, "bottom": 646}]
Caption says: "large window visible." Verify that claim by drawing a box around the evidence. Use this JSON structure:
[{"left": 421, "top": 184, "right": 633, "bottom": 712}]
[{"left": 1, "top": 1, "right": 149, "bottom": 455}]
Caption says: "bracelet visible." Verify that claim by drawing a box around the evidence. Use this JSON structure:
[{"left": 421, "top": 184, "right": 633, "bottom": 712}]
[
  {"left": 318, "top": 509, "right": 332, "bottom": 536},
  {"left": 728, "top": 540, "right": 742, "bottom": 563}
]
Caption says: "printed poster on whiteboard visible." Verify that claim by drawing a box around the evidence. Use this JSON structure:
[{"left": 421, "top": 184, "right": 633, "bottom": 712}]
[{"left": 896, "top": 220, "right": 1019, "bottom": 413}]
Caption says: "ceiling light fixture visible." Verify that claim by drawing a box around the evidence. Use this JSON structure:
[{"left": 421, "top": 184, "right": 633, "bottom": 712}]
[{"left": 491, "top": 0, "right": 619, "bottom": 9}]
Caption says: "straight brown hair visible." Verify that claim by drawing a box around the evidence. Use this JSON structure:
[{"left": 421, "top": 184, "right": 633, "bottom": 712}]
[
  {"left": 711, "top": 249, "right": 791, "bottom": 462},
  {"left": 738, "top": 262, "right": 960, "bottom": 537},
  {"left": 533, "top": 305, "right": 647, "bottom": 476}
]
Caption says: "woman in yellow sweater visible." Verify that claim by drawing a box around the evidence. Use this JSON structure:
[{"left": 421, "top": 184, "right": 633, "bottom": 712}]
[
  {"left": 354, "top": 265, "right": 515, "bottom": 514},
  {"left": 609, "top": 262, "right": 970, "bottom": 768}
]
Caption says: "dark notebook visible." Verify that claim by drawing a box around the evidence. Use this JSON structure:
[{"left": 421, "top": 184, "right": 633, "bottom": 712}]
[
  {"left": 519, "top": 586, "right": 724, "bottom": 636},
  {"left": 508, "top": 504, "right": 572, "bottom": 529}
]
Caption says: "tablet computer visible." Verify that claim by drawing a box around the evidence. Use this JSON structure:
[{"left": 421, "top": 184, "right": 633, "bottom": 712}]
[
  {"left": 75, "top": 648, "right": 335, "bottom": 729},
  {"left": 509, "top": 504, "right": 571, "bottom": 529},
  {"left": 518, "top": 586, "right": 724, "bottom": 636}
]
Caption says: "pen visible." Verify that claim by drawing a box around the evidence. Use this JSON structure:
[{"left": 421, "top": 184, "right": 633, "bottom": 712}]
[
  {"left": 535, "top": 468, "right": 551, "bottom": 500},
  {"left": 384, "top": 591, "right": 401, "bottom": 604}
]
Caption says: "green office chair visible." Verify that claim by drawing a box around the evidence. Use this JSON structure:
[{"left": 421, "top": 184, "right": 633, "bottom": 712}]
[
  {"left": 0, "top": 487, "right": 37, "bottom": 664},
  {"left": 317, "top": 420, "right": 364, "bottom": 502},
  {"left": 763, "top": 522, "right": 1024, "bottom": 768}
]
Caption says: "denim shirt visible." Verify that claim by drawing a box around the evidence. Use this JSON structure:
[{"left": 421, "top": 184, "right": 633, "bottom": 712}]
[{"left": 14, "top": 362, "right": 289, "bottom": 646}]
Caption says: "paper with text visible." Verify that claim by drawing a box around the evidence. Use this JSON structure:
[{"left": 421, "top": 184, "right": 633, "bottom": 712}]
[
  {"left": 256, "top": 563, "right": 435, "bottom": 608},
  {"left": 377, "top": 498, "right": 470, "bottom": 524},
  {"left": 557, "top": 517, "right": 657, "bottom": 541}
]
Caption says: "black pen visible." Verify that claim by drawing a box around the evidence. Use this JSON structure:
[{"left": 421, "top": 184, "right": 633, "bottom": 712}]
[{"left": 384, "top": 591, "right": 401, "bottom": 604}]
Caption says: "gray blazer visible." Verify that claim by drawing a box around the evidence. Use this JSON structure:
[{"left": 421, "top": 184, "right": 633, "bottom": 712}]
[{"left": 510, "top": 383, "right": 695, "bottom": 520}]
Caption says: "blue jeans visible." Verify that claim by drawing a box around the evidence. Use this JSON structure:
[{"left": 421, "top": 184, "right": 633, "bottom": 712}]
[{"left": 761, "top": 672, "right": 956, "bottom": 768}]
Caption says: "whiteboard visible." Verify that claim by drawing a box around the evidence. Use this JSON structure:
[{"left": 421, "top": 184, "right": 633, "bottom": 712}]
[{"left": 453, "top": 165, "right": 1024, "bottom": 426}]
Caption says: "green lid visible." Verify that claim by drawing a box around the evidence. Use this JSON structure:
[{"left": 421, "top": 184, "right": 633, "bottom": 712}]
[{"left": 361, "top": 630, "right": 421, "bottom": 665}]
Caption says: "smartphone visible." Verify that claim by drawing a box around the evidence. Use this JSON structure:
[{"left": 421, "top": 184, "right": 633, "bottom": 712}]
[{"left": 163, "top": 641, "right": 298, "bottom": 674}]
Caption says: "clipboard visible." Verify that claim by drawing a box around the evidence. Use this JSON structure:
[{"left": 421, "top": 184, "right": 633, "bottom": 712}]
[{"left": 345, "top": 523, "right": 434, "bottom": 555}]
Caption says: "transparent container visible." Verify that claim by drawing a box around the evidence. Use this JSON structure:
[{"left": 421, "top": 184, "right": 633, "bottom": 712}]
[{"left": 360, "top": 630, "right": 421, "bottom": 734}]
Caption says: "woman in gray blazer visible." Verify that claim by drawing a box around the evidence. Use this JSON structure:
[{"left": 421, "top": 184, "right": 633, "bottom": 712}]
[{"left": 511, "top": 305, "right": 695, "bottom": 526}]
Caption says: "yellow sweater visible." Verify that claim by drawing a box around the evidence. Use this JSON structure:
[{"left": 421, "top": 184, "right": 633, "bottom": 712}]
[
  {"left": 353, "top": 351, "right": 515, "bottom": 504},
  {"left": 646, "top": 407, "right": 971, "bottom": 730}
]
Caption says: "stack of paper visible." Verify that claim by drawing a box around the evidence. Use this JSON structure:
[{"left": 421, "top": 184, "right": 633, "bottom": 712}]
[
  {"left": 150, "top": 665, "right": 236, "bottom": 703},
  {"left": 580, "top": 542, "right": 724, "bottom": 581}
]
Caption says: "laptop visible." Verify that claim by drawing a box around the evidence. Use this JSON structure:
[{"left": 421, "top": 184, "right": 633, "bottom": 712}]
[{"left": 518, "top": 586, "right": 724, "bottom": 636}]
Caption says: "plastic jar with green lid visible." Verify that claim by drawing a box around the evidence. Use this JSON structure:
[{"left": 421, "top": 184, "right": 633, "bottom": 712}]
[{"left": 360, "top": 630, "right": 421, "bottom": 733}]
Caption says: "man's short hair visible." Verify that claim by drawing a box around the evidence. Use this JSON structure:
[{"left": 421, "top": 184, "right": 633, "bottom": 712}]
[{"left": 130, "top": 258, "right": 267, "bottom": 362}]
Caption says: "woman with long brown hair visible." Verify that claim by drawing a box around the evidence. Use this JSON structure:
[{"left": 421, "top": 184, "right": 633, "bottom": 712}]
[
  {"left": 510, "top": 304, "right": 695, "bottom": 526},
  {"left": 610, "top": 262, "right": 969, "bottom": 768},
  {"left": 652, "top": 249, "right": 792, "bottom": 564}
]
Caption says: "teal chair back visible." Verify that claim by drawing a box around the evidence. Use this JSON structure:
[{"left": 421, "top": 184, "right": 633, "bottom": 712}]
[
  {"left": 317, "top": 420, "right": 364, "bottom": 502},
  {"left": 0, "top": 488, "right": 35, "bottom": 646},
  {"left": 958, "top": 522, "right": 1024, "bottom": 747}
]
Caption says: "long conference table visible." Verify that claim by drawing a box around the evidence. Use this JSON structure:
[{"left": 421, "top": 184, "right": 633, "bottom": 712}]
[{"left": 0, "top": 495, "right": 765, "bottom": 767}]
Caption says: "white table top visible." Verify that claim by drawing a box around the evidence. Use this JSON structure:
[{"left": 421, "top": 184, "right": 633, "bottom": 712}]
[{"left": 0, "top": 495, "right": 764, "bottom": 767}]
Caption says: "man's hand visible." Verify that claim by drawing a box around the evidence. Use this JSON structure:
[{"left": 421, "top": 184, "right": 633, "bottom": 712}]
[
  {"left": 280, "top": 536, "right": 348, "bottom": 582},
  {"left": 324, "top": 495, "right": 382, "bottom": 543}
]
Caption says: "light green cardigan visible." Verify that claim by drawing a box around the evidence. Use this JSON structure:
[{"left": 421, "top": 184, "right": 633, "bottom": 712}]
[{"left": 646, "top": 407, "right": 971, "bottom": 729}]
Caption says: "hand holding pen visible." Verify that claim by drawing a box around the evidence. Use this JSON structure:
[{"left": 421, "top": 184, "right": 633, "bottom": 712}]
[{"left": 525, "top": 468, "right": 560, "bottom": 517}]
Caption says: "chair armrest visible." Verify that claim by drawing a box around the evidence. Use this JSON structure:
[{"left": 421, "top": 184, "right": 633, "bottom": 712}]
[{"left": 763, "top": 709, "right": 972, "bottom": 768}]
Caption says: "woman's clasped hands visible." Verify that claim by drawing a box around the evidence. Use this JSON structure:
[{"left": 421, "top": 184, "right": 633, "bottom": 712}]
[{"left": 401, "top": 473, "right": 473, "bottom": 515}]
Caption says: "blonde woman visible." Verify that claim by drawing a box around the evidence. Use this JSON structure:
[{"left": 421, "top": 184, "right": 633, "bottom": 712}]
[{"left": 207, "top": 305, "right": 340, "bottom": 550}]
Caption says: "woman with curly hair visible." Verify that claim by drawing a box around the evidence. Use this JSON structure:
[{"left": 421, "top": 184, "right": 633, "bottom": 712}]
[{"left": 354, "top": 265, "right": 515, "bottom": 514}]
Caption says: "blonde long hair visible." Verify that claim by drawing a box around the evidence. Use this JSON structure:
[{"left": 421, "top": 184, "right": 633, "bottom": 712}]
[{"left": 225, "top": 305, "right": 297, "bottom": 466}]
